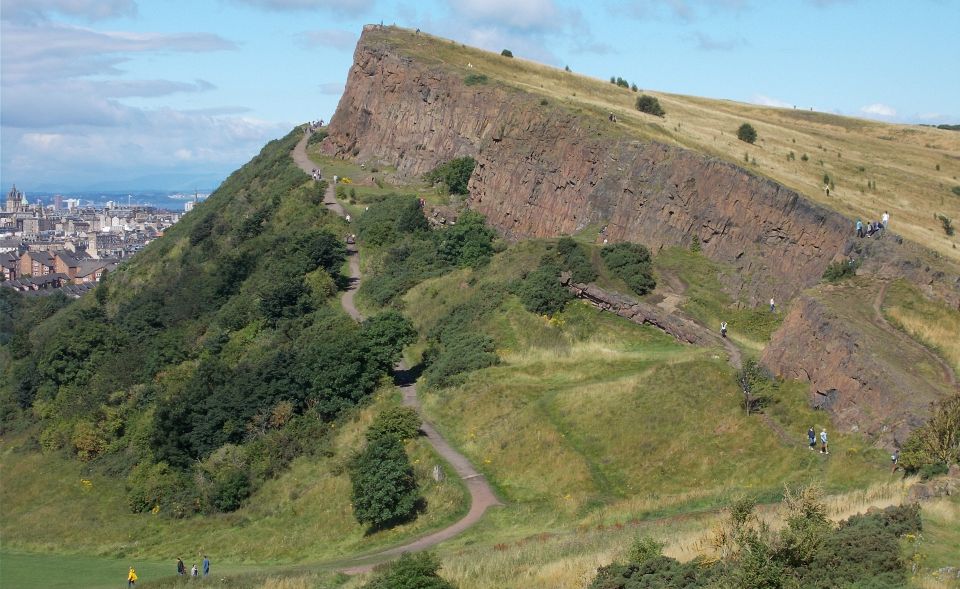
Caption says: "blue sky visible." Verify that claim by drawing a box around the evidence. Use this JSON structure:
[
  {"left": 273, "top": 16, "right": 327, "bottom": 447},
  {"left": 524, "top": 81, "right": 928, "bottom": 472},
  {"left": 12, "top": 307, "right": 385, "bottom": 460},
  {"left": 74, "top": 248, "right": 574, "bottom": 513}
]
[{"left": 2, "top": 0, "right": 958, "bottom": 191}]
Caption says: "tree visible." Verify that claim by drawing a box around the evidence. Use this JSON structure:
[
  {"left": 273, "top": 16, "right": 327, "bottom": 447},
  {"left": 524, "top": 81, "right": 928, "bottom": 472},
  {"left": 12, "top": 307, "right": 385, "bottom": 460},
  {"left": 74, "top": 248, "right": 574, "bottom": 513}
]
[
  {"left": 501, "top": 49, "right": 513, "bottom": 58},
  {"left": 367, "top": 406, "right": 421, "bottom": 443},
  {"left": 516, "top": 261, "right": 572, "bottom": 316},
  {"left": 423, "top": 157, "right": 477, "bottom": 195},
  {"left": 600, "top": 242, "right": 656, "bottom": 295},
  {"left": 738, "top": 123, "right": 758, "bottom": 144},
  {"left": 900, "top": 394, "right": 960, "bottom": 472},
  {"left": 362, "top": 552, "right": 457, "bottom": 589},
  {"left": 635, "top": 95, "right": 665, "bottom": 117},
  {"left": 361, "top": 311, "right": 417, "bottom": 371},
  {"left": 349, "top": 434, "right": 422, "bottom": 529}
]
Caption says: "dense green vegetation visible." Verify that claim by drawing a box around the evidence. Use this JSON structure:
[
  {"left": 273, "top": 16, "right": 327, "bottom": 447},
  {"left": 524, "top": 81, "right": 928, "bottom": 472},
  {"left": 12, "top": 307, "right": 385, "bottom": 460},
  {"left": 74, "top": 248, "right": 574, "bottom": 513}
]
[
  {"left": 589, "top": 493, "right": 922, "bottom": 589},
  {"left": 738, "top": 122, "right": 758, "bottom": 144},
  {"left": 635, "top": 95, "right": 665, "bottom": 117},
  {"left": 362, "top": 552, "right": 457, "bottom": 589},
  {"left": 600, "top": 242, "right": 656, "bottom": 295},
  {"left": 0, "top": 128, "right": 415, "bottom": 517},
  {"left": 423, "top": 157, "right": 477, "bottom": 195},
  {"left": 899, "top": 393, "right": 959, "bottom": 477}
]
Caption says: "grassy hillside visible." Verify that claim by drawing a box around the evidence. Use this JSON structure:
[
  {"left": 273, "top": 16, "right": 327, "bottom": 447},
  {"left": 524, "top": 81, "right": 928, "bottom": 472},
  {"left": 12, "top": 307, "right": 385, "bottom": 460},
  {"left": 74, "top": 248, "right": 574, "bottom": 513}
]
[{"left": 371, "top": 27, "right": 960, "bottom": 262}]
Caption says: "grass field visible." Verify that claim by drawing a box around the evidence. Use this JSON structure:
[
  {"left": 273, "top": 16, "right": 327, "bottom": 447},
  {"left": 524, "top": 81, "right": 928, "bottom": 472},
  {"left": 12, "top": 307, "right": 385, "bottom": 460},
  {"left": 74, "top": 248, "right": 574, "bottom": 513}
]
[
  {"left": 366, "top": 27, "right": 960, "bottom": 263},
  {"left": 883, "top": 278, "right": 960, "bottom": 373}
]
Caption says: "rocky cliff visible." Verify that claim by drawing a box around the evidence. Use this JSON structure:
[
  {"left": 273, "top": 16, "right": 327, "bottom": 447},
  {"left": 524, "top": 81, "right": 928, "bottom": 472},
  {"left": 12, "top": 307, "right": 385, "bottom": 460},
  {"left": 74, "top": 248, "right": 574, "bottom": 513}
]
[
  {"left": 761, "top": 288, "right": 957, "bottom": 445},
  {"left": 325, "top": 27, "right": 853, "bottom": 304}
]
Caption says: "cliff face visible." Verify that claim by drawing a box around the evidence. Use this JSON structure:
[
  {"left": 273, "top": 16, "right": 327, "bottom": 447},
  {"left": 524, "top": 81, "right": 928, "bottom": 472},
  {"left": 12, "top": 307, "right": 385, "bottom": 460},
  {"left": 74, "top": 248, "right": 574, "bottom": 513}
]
[
  {"left": 760, "top": 291, "right": 955, "bottom": 445},
  {"left": 326, "top": 31, "right": 852, "bottom": 303}
]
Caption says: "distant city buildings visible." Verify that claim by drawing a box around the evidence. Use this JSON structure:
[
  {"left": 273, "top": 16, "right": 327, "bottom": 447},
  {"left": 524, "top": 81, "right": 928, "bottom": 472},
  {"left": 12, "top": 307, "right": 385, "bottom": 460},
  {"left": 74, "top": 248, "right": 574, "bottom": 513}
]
[{"left": 1, "top": 184, "right": 183, "bottom": 297}]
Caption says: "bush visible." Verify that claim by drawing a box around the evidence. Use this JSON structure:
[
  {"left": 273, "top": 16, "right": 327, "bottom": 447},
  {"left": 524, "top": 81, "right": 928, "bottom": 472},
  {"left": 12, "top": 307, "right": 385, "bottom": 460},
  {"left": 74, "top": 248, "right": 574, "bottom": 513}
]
[
  {"left": 500, "top": 49, "right": 513, "bottom": 57},
  {"left": 367, "top": 406, "right": 421, "bottom": 443},
  {"left": 899, "top": 394, "right": 959, "bottom": 473},
  {"left": 349, "top": 434, "right": 421, "bottom": 529},
  {"left": 636, "top": 95, "right": 665, "bottom": 117},
  {"left": 822, "top": 259, "right": 859, "bottom": 282},
  {"left": 738, "top": 123, "right": 758, "bottom": 144},
  {"left": 424, "top": 157, "right": 477, "bottom": 195},
  {"left": 557, "top": 237, "right": 597, "bottom": 283},
  {"left": 937, "top": 213, "right": 954, "bottom": 236},
  {"left": 362, "top": 552, "right": 457, "bottom": 589},
  {"left": 516, "top": 260, "right": 573, "bottom": 316},
  {"left": 436, "top": 210, "right": 495, "bottom": 267},
  {"left": 463, "top": 74, "right": 488, "bottom": 86},
  {"left": 356, "top": 195, "right": 429, "bottom": 246},
  {"left": 600, "top": 242, "right": 656, "bottom": 295},
  {"left": 952, "top": 186, "right": 960, "bottom": 197}
]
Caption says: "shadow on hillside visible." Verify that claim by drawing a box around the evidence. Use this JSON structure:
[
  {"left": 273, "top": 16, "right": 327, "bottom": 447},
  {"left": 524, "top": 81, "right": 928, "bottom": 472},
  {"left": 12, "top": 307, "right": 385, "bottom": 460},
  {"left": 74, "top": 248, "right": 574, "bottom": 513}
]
[{"left": 393, "top": 362, "right": 425, "bottom": 387}]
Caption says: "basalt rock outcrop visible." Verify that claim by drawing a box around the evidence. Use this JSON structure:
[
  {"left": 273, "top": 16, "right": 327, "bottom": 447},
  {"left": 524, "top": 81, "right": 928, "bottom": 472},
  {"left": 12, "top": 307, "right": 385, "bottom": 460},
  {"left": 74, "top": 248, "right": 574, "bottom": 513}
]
[
  {"left": 325, "top": 28, "right": 853, "bottom": 304},
  {"left": 760, "top": 291, "right": 957, "bottom": 445}
]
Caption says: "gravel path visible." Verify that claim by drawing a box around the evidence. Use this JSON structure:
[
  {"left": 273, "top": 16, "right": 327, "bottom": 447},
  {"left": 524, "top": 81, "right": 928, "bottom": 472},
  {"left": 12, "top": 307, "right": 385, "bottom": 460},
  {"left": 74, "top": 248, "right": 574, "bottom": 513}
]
[{"left": 292, "top": 129, "right": 502, "bottom": 574}]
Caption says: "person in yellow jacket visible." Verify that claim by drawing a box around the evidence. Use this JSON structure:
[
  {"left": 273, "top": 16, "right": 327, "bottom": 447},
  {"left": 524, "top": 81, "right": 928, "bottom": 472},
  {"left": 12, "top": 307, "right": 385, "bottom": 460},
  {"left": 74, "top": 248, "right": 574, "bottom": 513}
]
[{"left": 127, "top": 566, "right": 138, "bottom": 587}]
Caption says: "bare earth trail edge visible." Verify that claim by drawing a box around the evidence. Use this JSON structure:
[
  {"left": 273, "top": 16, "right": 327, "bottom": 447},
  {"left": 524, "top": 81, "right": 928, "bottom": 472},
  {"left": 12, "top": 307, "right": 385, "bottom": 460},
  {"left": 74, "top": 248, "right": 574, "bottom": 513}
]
[{"left": 293, "top": 131, "right": 503, "bottom": 575}]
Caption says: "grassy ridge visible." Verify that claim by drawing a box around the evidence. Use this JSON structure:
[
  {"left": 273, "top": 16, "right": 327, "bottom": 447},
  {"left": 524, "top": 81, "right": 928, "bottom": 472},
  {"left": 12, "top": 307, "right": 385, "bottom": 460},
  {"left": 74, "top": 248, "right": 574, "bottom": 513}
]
[{"left": 883, "top": 278, "right": 960, "bottom": 373}]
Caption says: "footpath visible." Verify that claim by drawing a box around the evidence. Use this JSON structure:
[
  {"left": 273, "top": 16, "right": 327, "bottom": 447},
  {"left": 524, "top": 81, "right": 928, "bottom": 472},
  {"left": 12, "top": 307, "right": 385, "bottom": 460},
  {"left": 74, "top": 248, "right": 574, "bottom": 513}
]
[{"left": 292, "top": 129, "right": 502, "bottom": 574}]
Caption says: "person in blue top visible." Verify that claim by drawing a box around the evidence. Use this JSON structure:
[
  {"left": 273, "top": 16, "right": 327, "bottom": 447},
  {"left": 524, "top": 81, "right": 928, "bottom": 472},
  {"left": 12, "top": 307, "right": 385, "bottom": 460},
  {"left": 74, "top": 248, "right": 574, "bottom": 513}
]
[
  {"left": 855, "top": 219, "right": 864, "bottom": 238},
  {"left": 202, "top": 556, "right": 210, "bottom": 577}
]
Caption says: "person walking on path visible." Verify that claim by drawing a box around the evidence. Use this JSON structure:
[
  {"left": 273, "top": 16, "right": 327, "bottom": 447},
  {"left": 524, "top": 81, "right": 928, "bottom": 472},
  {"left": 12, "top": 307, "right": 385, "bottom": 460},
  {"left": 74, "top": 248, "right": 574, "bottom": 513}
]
[
  {"left": 202, "top": 556, "right": 210, "bottom": 577},
  {"left": 177, "top": 557, "right": 186, "bottom": 576},
  {"left": 720, "top": 321, "right": 728, "bottom": 338},
  {"left": 808, "top": 427, "right": 816, "bottom": 450},
  {"left": 770, "top": 298, "right": 776, "bottom": 313},
  {"left": 820, "top": 429, "right": 829, "bottom": 454},
  {"left": 891, "top": 449, "right": 900, "bottom": 473},
  {"left": 127, "top": 567, "right": 137, "bottom": 588}
]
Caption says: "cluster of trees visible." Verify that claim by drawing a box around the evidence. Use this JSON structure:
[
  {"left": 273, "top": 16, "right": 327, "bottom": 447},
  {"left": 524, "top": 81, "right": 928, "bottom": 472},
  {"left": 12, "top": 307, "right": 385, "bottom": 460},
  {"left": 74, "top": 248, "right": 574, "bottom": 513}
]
[
  {"left": 590, "top": 488, "right": 923, "bottom": 589},
  {"left": 1, "top": 128, "right": 418, "bottom": 517},
  {"left": 610, "top": 76, "right": 639, "bottom": 92},
  {"left": 423, "top": 157, "right": 477, "bottom": 195},
  {"left": 899, "top": 393, "right": 959, "bottom": 479}
]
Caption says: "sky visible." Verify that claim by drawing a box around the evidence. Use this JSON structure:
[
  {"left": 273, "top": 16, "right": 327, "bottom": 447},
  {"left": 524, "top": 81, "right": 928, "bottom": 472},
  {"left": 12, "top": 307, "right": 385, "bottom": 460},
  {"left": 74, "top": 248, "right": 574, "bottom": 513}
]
[{"left": 2, "top": 0, "right": 958, "bottom": 192}]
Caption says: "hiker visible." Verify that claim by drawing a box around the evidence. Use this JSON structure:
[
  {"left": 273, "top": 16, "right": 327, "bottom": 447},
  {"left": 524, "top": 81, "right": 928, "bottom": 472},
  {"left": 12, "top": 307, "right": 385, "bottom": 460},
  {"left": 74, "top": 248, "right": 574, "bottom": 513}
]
[
  {"left": 720, "top": 321, "right": 728, "bottom": 338},
  {"left": 820, "top": 429, "right": 829, "bottom": 454},
  {"left": 203, "top": 555, "right": 210, "bottom": 577},
  {"left": 191, "top": 563, "right": 198, "bottom": 577},
  {"left": 769, "top": 298, "right": 776, "bottom": 313},
  {"left": 177, "top": 557, "right": 186, "bottom": 576},
  {"left": 891, "top": 449, "right": 900, "bottom": 473},
  {"left": 808, "top": 427, "right": 816, "bottom": 450},
  {"left": 882, "top": 211, "right": 889, "bottom": 228},
  {"left": 345, "top": 214, "right": 351, "bottom": 222},
  {"left": 856, "top": 219, "right": 864, "bottom": 238},
  {"left": 127, "top": 567, "right": 138, "bottom": 588},
  {"left": 333, "top": 175, "right": 338, "bottom": 184}
]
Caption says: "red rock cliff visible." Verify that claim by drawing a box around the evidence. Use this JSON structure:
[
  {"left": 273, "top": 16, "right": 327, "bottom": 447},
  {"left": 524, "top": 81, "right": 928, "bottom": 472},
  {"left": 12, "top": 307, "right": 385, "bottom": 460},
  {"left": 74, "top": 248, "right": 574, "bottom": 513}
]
[{"left": 326, "top": 30, "right": 855, "bottom": 303}]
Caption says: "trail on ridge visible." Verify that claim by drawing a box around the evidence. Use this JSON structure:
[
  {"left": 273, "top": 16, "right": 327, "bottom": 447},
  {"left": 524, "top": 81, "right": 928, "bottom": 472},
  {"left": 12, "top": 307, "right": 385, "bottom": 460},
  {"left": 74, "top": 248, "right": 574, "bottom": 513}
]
[{"left": 292, "top": 129, "right": 502, "bottom": 574}]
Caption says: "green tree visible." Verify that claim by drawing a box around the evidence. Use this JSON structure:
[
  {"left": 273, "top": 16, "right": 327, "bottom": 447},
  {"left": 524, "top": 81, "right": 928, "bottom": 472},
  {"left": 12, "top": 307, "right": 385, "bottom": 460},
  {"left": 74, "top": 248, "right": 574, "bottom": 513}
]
[
  {"left": 349, "top": 434, "right": 422, "bottom": 529},
  {"left": 367, "top": 406, "right": 421, "bottom": 443},
  {"left": 738, "top": 123, "right": 758, "bottom": 144},
  {"left": 424, "top": 157, "right": 477, "bottom": 195},
  {"left": 600, "top": 242, "right": 656, "bottom": 295},
  {"left": 635, "top": 95, "right": 665, "bottom": 117},
  {"left": 516, "top": 260, "right": 572, "bottom": 316},
  {"left": 437, "top": 210, "right": 495, "bottom": 268},
  {"left": 362, "top": 552, "right": 457, "bottom": 589}
]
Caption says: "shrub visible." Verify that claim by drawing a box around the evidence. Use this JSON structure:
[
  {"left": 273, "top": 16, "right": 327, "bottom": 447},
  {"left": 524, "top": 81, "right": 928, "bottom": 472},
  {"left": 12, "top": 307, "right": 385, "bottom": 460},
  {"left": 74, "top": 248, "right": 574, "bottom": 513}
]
[
  {"left": 822, "top": 259, "right": 859, "bottom": 282},
  {"left": 424, "top": 331, "right": 498, "bottom": 388},
  {"left": 557, "top": 237, "right": 598, "bottom": 283},
  {"left": 737, "top": 123, "right": 758, "bottom": 144},
  {"left": 600, "top": 242, "right": 656, "bottom": 295},
  {"left": 463, "top": 74, "right": 488, "bottom": 86},
  {"left": 899, "top": 394, "right": 959, "bottom": 473},
  {"left": 516, "top": 260, "right": 573, "bottom": 316},
  {"left": 636, "top": 95, "right": 665, "bottom": 117},
  {"left": 307, "top": 129, "right": 328, "bottom": 146},
  {"left": 500, "top": 49, "right": 513, "bottom": 57},
  {"left": 952, "top": 186, "right": 960, "bottom": 197},
  {"left": 937, "top": 213, "right": 954, "bottom": 236},
  {"left": 424, "top": 157, "right": 477, "bottom": 195},
  {"left": 349, "top": 434, "right": 421, "bottom": 529},
  {"left": 367, "top": 406, "right": 421, "bottom": 443},
  {"left": 436, "top": 210, "right": 495, "bottom": 267},
  {"left": 362, "top": 552, "right": 457, "bottom": 589},
  {"left": 356, "top": 195, "right": 429, "bottom": 247}
]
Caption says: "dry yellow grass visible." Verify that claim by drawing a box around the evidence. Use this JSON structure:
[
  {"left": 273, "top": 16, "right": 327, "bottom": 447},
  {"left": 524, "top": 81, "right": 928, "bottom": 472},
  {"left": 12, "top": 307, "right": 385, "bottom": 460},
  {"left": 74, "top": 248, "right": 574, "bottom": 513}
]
[
  {"left": 373, "top": 27, "right": 960, "bottom": 262},
  {"left": 884, "top": 279, "right": 960, "bottom": 373}
]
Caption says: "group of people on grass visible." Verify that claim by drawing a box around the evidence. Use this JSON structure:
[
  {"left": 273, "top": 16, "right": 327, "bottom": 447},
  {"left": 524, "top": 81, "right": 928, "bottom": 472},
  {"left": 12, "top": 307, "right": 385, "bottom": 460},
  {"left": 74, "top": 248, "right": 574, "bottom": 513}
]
[
  {"left": 306, "top": 119, "right": 324, "bottom": 132},
  {"left": 856, "top": 211, "right": 889, "bottom": 238},
  {"left": 311, "top": 167, "right": 323, "bottom": 181},
  {"left": 807, "top": 427, "right": 829, "bottom": 454},
  {"left": 126, "top": 556, "right": 211, "bottom": 587}
]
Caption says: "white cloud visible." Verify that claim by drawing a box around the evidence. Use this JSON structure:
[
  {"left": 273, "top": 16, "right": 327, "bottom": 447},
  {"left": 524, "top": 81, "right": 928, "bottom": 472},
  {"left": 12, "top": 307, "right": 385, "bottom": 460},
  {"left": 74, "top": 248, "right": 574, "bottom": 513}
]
[
  {"left": 297, "top": 28, "right": 358, "bottom": 50},
  {"left": 229, "top": 0, "right": 373, "bottom": 14},
  {"left": 860, "top": 103, "right": 897, "bottom": 117},
  {"left": 0, "top": 0, "right": 137, "bottom": 23},
  {"left": 447, "top": 0, "right": 561, "bottom": 31},
  {"left": 752, "top": 95, "right": 792, "bottom": 108}
]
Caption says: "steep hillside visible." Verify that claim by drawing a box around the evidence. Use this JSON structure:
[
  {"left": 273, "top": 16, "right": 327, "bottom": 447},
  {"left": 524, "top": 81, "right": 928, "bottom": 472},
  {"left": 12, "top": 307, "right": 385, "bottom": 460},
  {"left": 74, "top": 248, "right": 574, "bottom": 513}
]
[{"left": 323, "top": 26, "right": 960, "bottom": 306}]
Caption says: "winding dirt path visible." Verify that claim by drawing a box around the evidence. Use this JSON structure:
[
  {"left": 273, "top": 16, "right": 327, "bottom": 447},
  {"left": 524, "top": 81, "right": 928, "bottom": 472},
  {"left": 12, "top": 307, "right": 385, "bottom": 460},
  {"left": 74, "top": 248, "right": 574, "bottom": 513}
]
[
  {"left": 292, "top": 129, "right": 502, "bottom": 573},
  {"left": 873, "top": 282, "right": 957, "bottom": 389}
]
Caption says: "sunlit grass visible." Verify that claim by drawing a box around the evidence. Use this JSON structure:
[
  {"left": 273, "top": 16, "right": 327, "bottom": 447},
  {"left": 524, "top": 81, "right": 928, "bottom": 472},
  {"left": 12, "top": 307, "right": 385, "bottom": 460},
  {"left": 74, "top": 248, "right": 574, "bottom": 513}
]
[{"left": 884, "top": 278, "right": 960, "bottom": 373}]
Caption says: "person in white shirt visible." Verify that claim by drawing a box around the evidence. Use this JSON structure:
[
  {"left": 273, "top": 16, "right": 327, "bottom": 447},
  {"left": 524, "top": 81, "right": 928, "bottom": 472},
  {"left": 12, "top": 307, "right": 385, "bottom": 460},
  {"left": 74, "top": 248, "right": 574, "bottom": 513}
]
[{"left": 881, "top": 211, "right": 889, "bottom": 228}]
